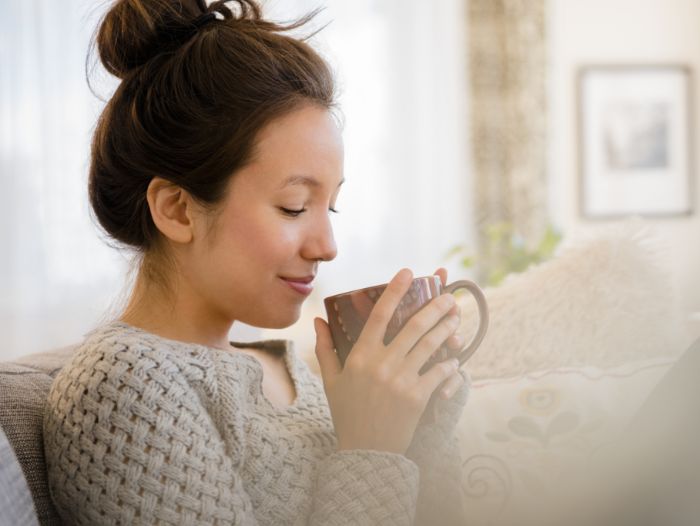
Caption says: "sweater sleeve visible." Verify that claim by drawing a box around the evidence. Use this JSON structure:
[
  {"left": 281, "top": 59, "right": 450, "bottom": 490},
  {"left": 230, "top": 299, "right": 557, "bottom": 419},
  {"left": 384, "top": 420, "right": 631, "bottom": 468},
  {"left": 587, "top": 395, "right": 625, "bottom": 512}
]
[
  {"left": 309, "top": 449, "right": 420, "bottom": 526},
  {"left": 405, "top": 369, "right": 471, "bottom": 526},
  {"left": 43, "top": 343, "right": 260, "bottom": 525}
]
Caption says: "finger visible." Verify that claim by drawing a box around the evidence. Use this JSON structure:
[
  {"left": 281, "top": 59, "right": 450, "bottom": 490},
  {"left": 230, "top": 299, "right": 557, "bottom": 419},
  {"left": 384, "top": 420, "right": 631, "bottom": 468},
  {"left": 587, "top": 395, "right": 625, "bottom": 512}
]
[
  {"left": 446, "top": 332, "right": 465, "bottom": 351},
  {"left": 416, "top": 358, "right": 460, "bottom": 399},
  {"left": 434, "top": 268, "right": 460, "bottom": 317},
  {"left": 447, "top": 302, "right": 461, "bottom": 319},
  {"left": 433, "top": 267, "right": 448, "bottom": 287},
  {"left": 389, "top": 293, "right": 456, "bottom": 357},
  {"left": 439, "top": 371, "right": 465, "bottom": 400},
  {"left": 314, "top": 317, "right": 342, "bottom": 384},
  {"left": 402, "top": 312, "right": 460, "bottom": 373},
  {"left": 359, "top": 268, "right": 413, "bottom": 344}
]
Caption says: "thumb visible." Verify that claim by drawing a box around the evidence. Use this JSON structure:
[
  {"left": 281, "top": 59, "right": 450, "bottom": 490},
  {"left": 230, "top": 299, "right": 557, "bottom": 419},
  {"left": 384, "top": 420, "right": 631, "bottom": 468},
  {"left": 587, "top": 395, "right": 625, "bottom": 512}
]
[{"left": 314, "top": 317, "right": 341, "bottom": 383}]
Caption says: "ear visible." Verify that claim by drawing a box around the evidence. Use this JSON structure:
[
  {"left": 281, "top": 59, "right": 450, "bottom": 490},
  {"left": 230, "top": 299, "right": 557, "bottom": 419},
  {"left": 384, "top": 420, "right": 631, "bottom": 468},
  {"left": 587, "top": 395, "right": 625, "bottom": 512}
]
[{"left": 146, "top": 177, "right": 195, "bottom": 244}]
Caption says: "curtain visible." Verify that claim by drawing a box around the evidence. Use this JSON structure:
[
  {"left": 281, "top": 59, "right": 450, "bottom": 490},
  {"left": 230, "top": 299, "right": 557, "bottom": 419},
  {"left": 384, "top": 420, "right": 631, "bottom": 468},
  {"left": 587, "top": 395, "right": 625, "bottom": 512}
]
[
  {"left": 0, "top": 0, "right": 129, "bottom": 360},
  {"left": 467, "top": 0, "right": 548, "bottom": 279}
]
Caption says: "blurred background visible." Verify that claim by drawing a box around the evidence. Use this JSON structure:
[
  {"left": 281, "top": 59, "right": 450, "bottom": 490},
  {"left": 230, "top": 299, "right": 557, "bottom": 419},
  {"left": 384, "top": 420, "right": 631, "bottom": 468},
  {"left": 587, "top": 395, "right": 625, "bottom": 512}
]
[{"left": 1, "top": 0, "right": 699, "bottom": 360}]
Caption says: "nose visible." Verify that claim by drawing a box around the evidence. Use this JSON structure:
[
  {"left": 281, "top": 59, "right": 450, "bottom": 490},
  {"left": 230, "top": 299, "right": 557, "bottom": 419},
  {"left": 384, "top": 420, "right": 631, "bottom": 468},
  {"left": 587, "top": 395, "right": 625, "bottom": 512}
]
[{"left": 303, "top": 213, "right": 337, "bottom": 262}]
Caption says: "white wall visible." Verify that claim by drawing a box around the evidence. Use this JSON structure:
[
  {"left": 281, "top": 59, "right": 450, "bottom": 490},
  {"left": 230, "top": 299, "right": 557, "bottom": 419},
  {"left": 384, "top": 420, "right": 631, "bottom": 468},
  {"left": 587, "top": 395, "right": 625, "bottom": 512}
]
[{"left": 549, "top": 0, "right": 700, "bottom": 325}]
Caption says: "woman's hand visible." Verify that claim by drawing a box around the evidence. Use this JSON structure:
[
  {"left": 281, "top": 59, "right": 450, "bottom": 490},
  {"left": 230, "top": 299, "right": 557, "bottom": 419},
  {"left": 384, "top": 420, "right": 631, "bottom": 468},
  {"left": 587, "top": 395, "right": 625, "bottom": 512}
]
[
  {"left": 433, "top": 267, "right": 467, "bottom": 400},
  {"left": 314, "top": 268, "right": 462, "bottom": 455}
]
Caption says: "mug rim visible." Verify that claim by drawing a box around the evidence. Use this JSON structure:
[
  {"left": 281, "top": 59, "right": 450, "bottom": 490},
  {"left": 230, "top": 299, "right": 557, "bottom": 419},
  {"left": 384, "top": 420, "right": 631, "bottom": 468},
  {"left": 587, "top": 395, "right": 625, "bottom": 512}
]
[{"left": 323, "top": 275, "right": 441, "bottom": 302}]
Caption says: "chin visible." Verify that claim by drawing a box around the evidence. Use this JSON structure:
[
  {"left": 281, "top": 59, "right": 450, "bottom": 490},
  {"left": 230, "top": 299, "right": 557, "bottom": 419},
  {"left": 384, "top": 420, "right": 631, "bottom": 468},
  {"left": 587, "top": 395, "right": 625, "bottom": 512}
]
[{"left": 246, "top": 306, "right": 302, "bottom": 330}]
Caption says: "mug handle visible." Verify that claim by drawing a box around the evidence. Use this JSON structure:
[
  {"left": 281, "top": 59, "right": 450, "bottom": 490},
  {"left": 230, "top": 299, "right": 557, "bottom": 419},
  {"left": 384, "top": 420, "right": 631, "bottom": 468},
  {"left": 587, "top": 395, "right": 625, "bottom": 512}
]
[{"left": 443, "top": 280, "right": 489, "bottom": 365}]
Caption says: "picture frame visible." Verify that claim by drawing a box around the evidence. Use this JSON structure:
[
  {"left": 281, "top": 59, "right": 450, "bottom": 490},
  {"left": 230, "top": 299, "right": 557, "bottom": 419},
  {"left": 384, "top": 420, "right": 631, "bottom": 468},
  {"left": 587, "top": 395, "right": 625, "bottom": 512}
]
[{"left": 577, "top": 65, "right": 693, "bottom": 218}]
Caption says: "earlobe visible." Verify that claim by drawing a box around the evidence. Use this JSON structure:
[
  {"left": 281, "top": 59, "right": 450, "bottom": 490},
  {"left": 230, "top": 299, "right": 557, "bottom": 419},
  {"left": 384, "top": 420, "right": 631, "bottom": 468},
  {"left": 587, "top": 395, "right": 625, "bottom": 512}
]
[{"left": 146, "top": 177, "right": 194, "bottom": 244}]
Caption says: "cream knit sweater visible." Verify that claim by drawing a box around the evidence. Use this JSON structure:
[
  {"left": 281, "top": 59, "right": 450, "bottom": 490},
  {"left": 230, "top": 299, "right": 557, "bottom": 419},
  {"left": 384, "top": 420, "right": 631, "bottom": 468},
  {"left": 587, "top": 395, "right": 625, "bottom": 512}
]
[{"left": 43, "top": 321, "right": 469, "bottom": 525}]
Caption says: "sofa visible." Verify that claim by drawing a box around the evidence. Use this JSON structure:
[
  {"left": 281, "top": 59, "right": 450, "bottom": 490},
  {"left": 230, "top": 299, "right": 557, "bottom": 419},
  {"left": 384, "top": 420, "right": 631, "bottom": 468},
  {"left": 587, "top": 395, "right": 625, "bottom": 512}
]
[
  {"left": 1, "top": 346, "right": 76, "bottom": 525},
  {"left": 0, "top": 225, "right": 689, "bottom": 525}
]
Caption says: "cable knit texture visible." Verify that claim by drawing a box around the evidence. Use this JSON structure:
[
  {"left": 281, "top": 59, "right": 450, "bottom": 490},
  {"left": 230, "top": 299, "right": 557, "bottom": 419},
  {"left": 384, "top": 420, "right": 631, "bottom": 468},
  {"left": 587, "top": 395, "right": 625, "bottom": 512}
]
[{"left": 43, "top": 321, "right": 469, "bottom": 525}]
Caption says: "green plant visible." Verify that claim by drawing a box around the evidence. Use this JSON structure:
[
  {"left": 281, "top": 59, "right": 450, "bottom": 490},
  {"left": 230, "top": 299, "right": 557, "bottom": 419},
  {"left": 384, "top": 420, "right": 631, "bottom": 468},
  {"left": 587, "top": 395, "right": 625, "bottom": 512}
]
[{"left": 446, "top": 223, "right": 562, "bottom": 287}]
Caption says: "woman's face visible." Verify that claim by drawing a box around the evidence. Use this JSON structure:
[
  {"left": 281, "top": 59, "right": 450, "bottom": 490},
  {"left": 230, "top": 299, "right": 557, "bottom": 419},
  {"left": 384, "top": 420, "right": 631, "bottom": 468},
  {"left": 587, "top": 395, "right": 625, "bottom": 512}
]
[{"left": 183, "top": 104, "right": 344, "bottom": 329}]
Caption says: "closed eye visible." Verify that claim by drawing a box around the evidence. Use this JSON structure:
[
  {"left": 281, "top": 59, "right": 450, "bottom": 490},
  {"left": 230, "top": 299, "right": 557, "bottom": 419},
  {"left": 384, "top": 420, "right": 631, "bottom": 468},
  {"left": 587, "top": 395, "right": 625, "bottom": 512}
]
[{"left": 279, "top": 207, "right": 307, "bottom": 217}]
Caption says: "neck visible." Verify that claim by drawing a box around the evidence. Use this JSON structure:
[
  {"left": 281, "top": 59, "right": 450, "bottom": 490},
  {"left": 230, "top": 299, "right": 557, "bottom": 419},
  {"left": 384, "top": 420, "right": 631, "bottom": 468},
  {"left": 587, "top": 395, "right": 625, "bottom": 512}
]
[{"left": 121, "top": 268, "right": 233, "bottom": 351}]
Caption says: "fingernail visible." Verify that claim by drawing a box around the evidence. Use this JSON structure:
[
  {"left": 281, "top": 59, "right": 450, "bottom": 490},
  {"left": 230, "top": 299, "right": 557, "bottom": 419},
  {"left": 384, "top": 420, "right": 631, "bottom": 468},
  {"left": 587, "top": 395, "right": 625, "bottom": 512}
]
[{"left": 399, "top": 268, "right": 413, "bottom": 282}]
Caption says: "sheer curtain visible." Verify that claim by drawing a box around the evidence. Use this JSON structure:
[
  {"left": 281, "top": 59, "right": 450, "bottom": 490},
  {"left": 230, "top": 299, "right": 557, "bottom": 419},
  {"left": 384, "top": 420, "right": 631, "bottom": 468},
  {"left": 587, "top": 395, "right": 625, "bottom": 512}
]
[
  {"left": 0, "top": 0, "right": 472, "bottom": 360},
  {"left": 1, "top": 1, "right": 128, "bottom": 360}
]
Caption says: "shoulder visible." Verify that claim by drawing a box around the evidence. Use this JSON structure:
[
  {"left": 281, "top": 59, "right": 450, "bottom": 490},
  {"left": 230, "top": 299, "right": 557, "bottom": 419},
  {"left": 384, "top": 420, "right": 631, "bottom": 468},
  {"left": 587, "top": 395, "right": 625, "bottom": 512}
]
[
  {"left": 44, "top": 322, "right": 222, "bottom": 432},
  {"left": 42, "top": 323, "right": 241, "bottom": 524},
  {"left": 55, "top": 321, "right": 215, "bottom": 386}
]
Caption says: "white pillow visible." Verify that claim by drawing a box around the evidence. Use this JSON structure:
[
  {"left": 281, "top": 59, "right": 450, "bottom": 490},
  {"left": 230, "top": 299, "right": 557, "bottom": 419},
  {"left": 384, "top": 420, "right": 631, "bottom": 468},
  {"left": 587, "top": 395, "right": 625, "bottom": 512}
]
[
  {"left": 458, "top": 224, "right": 688, "bottom": 380},
  {"left": 457, "top": 358, "right": 674, "bottom": 524}
]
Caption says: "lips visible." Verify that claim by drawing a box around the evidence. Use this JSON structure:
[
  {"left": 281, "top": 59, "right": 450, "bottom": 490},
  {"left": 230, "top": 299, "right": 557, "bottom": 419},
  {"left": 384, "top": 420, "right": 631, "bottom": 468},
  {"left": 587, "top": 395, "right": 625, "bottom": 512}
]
[{"left": 280, "top": 275, "right": 315, "bottom": 296}]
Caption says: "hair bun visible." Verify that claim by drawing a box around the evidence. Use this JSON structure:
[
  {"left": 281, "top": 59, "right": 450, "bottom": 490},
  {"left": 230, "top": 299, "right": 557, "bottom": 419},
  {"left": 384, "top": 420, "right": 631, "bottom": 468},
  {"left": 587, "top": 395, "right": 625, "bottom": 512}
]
[
  {"left": 96, "top": 1, "right": 268, "bottom": 78},
  {"left": 96, "top": 0, "right": 205, "bottom": 78}
]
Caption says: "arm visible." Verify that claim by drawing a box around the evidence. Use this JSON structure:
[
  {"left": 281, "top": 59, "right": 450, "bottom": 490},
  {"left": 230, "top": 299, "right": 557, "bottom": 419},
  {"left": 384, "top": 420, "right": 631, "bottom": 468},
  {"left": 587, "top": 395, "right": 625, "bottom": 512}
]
[
  {"left": 43, "top": 345, "right": 259, "bottom": 525},
  {"left": 309, "top": 449, "right": 420, "bottom": 526},
  {"left": 406, "top": 369, "right": 470, "bottom": 526}
]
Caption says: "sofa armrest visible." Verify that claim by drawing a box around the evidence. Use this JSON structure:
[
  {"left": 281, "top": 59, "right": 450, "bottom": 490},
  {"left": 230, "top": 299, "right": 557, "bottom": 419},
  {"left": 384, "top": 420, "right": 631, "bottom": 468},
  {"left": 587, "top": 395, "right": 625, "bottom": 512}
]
[{"left": 0, "top": 345, "right": 77, "bottom": 526}]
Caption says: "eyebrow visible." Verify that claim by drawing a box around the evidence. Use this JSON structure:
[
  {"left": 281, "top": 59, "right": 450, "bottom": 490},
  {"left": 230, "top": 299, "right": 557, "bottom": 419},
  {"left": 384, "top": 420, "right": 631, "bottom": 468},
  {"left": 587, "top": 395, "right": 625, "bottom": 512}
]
[{"left": 279, "top": 175, "right": 346, "bottom": 189}]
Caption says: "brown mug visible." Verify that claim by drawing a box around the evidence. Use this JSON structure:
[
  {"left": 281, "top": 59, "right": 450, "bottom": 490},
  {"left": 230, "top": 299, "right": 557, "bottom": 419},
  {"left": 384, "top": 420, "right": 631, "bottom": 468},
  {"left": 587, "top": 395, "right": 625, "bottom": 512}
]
[{"left": 324, "top": 276, "right": 489, "bottom": 374}]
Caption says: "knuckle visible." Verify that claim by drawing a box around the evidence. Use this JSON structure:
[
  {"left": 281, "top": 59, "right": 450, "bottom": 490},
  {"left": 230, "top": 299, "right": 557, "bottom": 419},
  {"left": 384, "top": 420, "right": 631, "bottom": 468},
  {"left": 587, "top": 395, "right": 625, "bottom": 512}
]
[
  {"left": 345, "top": 355, "right": 366, "bottom": 373},
  {"left": 372, "top": 363, "right": 393, "bottom": 384},
  {"left": 388, "top": 375, "right": 408, "bottom": 395}
]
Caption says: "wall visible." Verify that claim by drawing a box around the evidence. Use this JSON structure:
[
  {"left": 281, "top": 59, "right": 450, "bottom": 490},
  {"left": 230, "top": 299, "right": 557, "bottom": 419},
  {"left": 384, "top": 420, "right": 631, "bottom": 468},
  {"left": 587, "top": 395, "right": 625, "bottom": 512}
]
[{"left": 548, "top": 0, "right": 700, "bottom": 332}]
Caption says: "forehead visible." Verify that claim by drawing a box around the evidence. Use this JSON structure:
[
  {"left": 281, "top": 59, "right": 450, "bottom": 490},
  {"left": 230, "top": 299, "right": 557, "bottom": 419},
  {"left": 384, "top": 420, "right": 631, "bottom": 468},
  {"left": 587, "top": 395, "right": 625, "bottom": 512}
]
[{"left": 241, "top": 104, "right": 344, "bottom": 190}]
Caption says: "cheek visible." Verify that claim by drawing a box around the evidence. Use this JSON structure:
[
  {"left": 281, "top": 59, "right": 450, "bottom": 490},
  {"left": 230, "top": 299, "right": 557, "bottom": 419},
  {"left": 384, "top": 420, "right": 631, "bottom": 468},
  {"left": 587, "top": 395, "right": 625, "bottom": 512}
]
[{"left": 224, "top": 213, "right": 300, "bottom": 265}]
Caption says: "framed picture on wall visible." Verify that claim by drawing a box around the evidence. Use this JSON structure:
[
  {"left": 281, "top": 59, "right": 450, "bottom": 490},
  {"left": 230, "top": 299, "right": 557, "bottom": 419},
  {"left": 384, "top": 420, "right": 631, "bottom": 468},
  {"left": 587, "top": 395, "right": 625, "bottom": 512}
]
[{"left": 577, "top": 65, "right": 693, "bottom": 218}]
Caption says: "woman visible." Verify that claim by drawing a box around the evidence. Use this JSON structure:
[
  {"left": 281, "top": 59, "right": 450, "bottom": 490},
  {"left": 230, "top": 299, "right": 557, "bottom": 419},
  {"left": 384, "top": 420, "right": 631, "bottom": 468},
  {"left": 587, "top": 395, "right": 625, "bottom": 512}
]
[{"left": 43, "top": 1, "right": 470, "bottom": 524}]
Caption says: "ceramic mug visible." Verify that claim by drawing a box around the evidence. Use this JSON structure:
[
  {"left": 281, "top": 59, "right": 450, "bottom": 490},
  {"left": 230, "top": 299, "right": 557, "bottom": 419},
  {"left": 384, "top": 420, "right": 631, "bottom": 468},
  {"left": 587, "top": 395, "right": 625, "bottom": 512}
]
[{"left": 324, "top": 276, "right": 489, "bottom": 373}]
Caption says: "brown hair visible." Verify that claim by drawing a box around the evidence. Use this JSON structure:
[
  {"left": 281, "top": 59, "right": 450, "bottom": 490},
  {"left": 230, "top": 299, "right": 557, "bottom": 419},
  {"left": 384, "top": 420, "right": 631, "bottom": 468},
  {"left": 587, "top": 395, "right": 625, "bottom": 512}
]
[{"left": 89, "top": 0, "right": 336, "bottom": 251}]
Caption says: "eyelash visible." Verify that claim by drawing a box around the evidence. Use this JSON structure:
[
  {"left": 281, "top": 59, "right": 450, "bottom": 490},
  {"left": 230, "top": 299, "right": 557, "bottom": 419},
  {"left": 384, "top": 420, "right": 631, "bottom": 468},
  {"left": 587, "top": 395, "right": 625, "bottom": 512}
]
[
  {"left": 279, "top": 207, "right": 339, "bottom": 217},
  {"left": 280, "top": 207, "right": 306, "bottom": 217}
]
